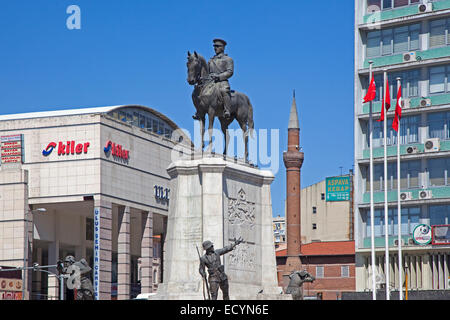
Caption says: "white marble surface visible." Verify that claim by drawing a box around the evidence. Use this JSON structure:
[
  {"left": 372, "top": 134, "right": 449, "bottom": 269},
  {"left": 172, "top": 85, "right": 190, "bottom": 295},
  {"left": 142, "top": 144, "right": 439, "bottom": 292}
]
[{"left": 152, "top": 156, "right": 284, "bottom": 300}]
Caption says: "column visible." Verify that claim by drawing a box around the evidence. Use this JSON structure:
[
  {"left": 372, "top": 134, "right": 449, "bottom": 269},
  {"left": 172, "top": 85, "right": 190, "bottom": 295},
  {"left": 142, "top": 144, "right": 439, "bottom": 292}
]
[
  {"left": 140, "top": 211, "right": 153, "bottom": 293},
  {"left": 444, "top": 253, "right": 449, "bottom": 290},
  {"left": 410, "top": 256, "right": 417, "bottom": 290},
  {"left": 117, "top": 206, "right": 130, "bottom": 300},
  {"left": 33, "top": 247, "right": 43, "bottom": 299},
  {"left": 432, "top": 254, "right": 438, "bottom": 289},
  {"left": 95, "top": 199, "right": 112, "bottom": 300},
  {"left": 416, "top": 255, "right": 422, "bottom": 289},
  {"left": 422, "top": 254, "right": 432, "bottom": 290},
  {"left": 438, "top": 253, "right": 444, "bottom": 290},
  {"left": 47, "top": 241, "right": 60, "bottom": 300}
]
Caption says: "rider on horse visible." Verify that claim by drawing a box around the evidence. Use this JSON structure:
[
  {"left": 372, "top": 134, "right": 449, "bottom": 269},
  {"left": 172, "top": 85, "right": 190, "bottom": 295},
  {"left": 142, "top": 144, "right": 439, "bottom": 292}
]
[{"left": 193, "top": 38, "right": 233, "bottom": 120}]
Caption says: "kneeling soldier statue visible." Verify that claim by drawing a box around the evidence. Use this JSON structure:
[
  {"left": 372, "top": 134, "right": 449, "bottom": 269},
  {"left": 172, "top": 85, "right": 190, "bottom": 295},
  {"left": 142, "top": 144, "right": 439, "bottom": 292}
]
[{"left": 198, "top": 237, "right": 243, "bottom": 300}]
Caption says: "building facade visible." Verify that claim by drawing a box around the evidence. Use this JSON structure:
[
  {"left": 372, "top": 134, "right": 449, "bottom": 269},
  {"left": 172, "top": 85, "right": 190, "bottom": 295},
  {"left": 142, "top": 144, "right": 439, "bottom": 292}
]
[
  {"left": 275, "top": 96, "right": 356, "bottom": 299},
  {"left": 355, "top": 0, "right": 450, "bottom": 294},
  {"left": 273, "top": 215, "right": 286, "bottom": 248},
  {"left": 0, "top": 105, "right": 190, "bottom": 300}
]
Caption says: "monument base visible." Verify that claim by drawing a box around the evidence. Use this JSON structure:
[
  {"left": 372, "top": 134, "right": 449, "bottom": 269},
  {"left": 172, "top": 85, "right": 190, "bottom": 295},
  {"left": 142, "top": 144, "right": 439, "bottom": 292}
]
[{"left": 151, "top": 155, "right": 284, "bottom": 300}]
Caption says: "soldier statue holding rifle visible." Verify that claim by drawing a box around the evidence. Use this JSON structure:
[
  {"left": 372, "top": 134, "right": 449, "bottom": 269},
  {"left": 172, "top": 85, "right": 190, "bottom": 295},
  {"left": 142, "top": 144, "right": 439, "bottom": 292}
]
[{"left": 197, "top": 237, "right": 243, "bottom": 300}]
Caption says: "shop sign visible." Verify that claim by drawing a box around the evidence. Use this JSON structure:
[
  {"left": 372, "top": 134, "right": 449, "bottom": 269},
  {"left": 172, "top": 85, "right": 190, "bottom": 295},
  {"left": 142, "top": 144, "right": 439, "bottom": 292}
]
[
  {"left": 104, "top": 140, "right": 129, "bottom": 160},
  {"left": 42, "top": 141, "right": 90, "bottom": 156},
  {"left": 326, "top": 176, "right": 350, "bottom": 202},
  {"left": 154, "top": 185, "right": 170, "bottom": 201},
  {"left": 93, "top": 207, "right": 100, "bottom": 300},
  {"left": 0, "top": 278, "right": 22, "bottom": 292},
  {"left": 1, "top": 134, "right": 23, "bottom": 164},
  {"left": 413, "top": 224, "right": 432, "bottom": 245}
]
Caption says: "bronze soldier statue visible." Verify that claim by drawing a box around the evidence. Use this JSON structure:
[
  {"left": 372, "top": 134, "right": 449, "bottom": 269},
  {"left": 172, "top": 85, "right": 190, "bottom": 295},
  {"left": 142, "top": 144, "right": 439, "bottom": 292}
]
[
  {"left": 193, "top": 38, "right": 234, "bottom": 120},
  {"left": 198, "top": 237, "right": 243, "bottom": 300},
  {"left": 59, "top": 255, "right": 95, "bottom": 300},
  {"left": 285, "top": 269, "right": 315, "bottom": 300}
]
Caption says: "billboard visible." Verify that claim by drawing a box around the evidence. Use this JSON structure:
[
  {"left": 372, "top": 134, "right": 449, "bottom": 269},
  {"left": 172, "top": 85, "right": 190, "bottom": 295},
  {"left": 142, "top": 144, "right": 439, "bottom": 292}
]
[
  {"left": 1, "top": 134, "right": 23, "bottom": 164},
  {"left": 326, "top": 176, "right": 351, "bottom": 202},
  {"left": 432, "top": 225, "right": 450, "bottom": 245}
]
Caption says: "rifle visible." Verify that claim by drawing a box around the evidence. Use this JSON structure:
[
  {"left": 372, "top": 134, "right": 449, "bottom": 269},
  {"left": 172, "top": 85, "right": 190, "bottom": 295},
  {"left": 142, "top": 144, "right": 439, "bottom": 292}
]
[{"left": 196, "top": 245, "right": 211, "bottom": 300}]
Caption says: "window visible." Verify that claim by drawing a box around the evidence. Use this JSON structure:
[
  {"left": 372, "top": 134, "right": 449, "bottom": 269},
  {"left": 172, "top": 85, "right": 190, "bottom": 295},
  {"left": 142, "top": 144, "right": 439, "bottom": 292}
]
[
  {"left": 366, "top": 24, "right": 420, "bottom": 58},
  {"left": 341, "top": 266, "right": 350, "bottom": 278},
  {"left": 363, "top": 70, "right": 419, "bottom": 103},
  {"left": 86, "top": 218, "right": 94, "bottom": 241},
  {"left": 430, "top": 66, "right": 446, "bottom": 94},
  {"left": 430, "top": 18, "right": 450, "bottom": 48},
  {"left": 366, "top": 206, "right": 420, "bottom": 237},
  {"left": 400, "top": 160, "right": 420, "bottom": 189},
  {"left": 428, "top": 111, "right": 450, "bottom": 140},
  {"left": 366, "top": 115, "right": 419, "bottom": 148},
  {"left": 312, "top": 223, "right": 317, "bottom": 230},
  {"left": 313, "top": 207, "right": 317, "bottom": 214},
  {"left": 316, "top": 266, "right": 324, "bottom": 279},
  {"left": 366, "top": 0, "right": 420, "bottom": 12},
  {"left": 428, "top": 157, "right": 450, "bottom": 186},
  {"left": 430, "top": 205, "right": 450, "bottom": 225},
  {"left": 365, "top": 160, "right": 420, "bottom": 192},
  {"left": 321, "top": 193, "right": 325, "bottom": 200}
]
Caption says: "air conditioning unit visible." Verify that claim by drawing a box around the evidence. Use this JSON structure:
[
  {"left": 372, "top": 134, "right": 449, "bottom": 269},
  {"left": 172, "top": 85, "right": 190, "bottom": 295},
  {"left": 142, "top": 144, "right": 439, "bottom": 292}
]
[
  {"left": 401, "top": 98, "right": 411, "bottom": 108},
  {"left": 406, "top": 146, "right": 420, "bottom": 154},
  {"left": 403, "top": 52, "right": 417, "bottom": 62},
  {"left": 419, "top": 98, "right": 432, "bottom": 107},
  {"left": 419, "top": 190, "right": 433, "bottom": 200},
  {"left": 418, "top": 3, "right": 433, "bottom": 13},
  {"left": 394, "top": 239, "right": 405, "bottom": 246},
  {"left": 408, "top": 238, "right": 416, "bottom": 245},
  {"left": 424, "top": 138, "right": 440, "bottom": 152},
  {"left": 400, "top": 192, "right": 413, "bottom": 201}
]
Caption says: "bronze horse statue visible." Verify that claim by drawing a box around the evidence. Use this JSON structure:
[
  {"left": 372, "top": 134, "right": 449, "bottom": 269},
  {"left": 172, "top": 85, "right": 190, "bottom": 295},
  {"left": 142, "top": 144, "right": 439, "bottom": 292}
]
[{"left": 186, "top": 51, "right": 254, "bottom": 161}]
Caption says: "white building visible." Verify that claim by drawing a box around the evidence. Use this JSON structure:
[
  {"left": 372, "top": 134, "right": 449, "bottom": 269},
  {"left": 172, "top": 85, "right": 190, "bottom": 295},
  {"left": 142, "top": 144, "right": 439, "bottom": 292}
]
[
  {"left": 355, "top": 0, "right": 450, "bottom": 295},
  {"left": 0, "top": 105, "right": 191, "bottom": 300}
]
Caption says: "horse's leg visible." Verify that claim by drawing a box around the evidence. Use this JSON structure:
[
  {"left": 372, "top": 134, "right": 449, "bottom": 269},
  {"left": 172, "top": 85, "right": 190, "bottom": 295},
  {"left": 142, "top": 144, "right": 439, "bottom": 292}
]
[
  {"left": 207, "top": 112, "right": 215, "bottom": 153},
  {"left": 221, "top": 120, "right": 230, "bottom": 157},
  {"left": 238, "top": 120, "right": 249, "bottom": 162},
  {"left": 200, "top": 116, "right": 206, "bottom": 151}
]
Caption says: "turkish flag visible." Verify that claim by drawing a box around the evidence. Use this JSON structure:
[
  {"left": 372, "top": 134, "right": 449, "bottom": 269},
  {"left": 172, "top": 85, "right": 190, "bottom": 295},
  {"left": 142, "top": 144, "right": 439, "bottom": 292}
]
[
  {"left": 377, "top": 78, "right": 391, "bottom": 122},
  {"left": 392, "top": 86, "right": 402, "bottom": 132},
  {"left": 363, "top": 73, "right": 376, "bottom": 103}
]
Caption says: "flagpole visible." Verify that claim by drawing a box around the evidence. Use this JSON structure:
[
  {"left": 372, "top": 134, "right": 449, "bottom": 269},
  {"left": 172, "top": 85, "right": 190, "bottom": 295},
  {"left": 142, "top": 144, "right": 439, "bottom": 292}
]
[
  {"left": 396, "top": 77, "right": 403, "bottom": 301},
  {"left": 368, "top": 61, "right": 377, "bottom": 300},
  {"left": 383, "top": 70, "right": 390, "bottom": 300}
]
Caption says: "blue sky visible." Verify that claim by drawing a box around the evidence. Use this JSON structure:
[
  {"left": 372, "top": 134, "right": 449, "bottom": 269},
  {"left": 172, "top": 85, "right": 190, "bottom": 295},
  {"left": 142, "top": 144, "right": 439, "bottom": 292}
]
[{"left": 0, "top": 1, "right": 355, "bottom": 217}]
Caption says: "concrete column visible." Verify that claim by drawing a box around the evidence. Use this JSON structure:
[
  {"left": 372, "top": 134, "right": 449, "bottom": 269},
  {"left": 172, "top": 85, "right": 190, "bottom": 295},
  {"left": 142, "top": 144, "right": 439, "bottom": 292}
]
[
  {"left": 410, "top": 256, "right": 417, "bottom": 289},
  {"left": 438, "top": 253, "right": 444, "bottom": 290},
  {"left": 47, "top": 241, "right": 60, "bottom": 300},
  {"left": 117, "top": 206, "right": 131, "bottom": 300},
  {"left": 33, "top": 247, "right": 43, "bottom": 299},
  {"left": 95, "top": 199, "right": 112, "bottom": 300},
  {"left": 416, "top": 255, "right": 422, "bottom": 289},
  {"left": 140, "top": 211, "right": 153, "bottom": 293},
  {"left": 422, "top": 254, "right": 432, "bottom": 290},
  {"left": 432, "top": 254, "right": 438, "bottom": 289},
  {"left": 444, "top": 253, "right": 449, "bottom": 290}
]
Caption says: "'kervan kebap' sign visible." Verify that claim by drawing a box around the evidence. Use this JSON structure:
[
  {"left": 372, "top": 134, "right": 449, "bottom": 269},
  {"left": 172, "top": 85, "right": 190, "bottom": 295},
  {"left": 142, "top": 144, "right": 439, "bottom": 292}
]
[{"left": 326, "top": 176, "right": 351, "bottom": 202}]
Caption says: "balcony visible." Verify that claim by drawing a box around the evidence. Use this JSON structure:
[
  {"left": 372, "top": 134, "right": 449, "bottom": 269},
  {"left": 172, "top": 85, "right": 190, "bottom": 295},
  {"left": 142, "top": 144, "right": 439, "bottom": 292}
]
[{"left": 362, "top": 0, "right": 450, "bottom": 26}]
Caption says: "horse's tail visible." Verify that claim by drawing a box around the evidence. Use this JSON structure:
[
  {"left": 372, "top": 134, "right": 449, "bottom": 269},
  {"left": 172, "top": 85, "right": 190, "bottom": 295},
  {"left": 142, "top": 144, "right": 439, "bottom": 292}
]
[{"left": 246, "top": 96, "right": 255, "bottom": 139}]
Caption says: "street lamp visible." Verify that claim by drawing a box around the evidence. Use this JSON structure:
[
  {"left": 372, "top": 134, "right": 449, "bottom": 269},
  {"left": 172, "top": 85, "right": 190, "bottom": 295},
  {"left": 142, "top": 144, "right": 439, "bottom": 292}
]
[{"left": 23, "top": 207, "right": 47, "bottom": 300}]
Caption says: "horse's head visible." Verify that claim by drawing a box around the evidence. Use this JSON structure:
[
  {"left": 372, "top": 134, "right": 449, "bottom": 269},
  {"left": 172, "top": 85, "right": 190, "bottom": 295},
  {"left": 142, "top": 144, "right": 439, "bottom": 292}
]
[{"left": 187, "top": 51, "right": 206, "bottom": 85}]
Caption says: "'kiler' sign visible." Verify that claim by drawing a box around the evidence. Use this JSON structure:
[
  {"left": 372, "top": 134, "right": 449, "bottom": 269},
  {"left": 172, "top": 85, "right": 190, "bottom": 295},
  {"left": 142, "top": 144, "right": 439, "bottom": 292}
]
[
  {"left": 104, "top": 140, "right": 129, "bottom": 161},
  {"left": 42, "top": 141, "right": 90, "bottom": 156}
]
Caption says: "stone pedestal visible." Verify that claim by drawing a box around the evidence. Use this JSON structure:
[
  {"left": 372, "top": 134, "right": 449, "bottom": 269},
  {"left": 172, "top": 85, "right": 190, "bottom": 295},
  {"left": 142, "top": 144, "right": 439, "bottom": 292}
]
[{"left": 152, "top": 155, "right": 284, "bottom": 300}]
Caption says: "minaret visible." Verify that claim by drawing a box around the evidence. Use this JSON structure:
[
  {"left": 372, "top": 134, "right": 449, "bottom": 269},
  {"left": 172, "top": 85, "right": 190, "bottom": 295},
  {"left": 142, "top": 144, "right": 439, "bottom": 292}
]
[{"left": 283, "top": 91, "right": 304, "bottom": 277}]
